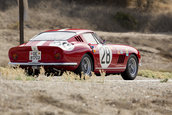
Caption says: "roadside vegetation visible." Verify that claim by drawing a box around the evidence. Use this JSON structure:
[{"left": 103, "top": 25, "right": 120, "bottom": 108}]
[
  {"left": 0, "top": 66, "right": 35, "bottom": 81},
  {"left": 138, "top": 70, "right": 172, "bottom": 79},
  {"left": 0, "top": 67, "right": 106, "bottom": 83},
  {"left": 0, "top": 67, "right": 172, "bottom": 81}
]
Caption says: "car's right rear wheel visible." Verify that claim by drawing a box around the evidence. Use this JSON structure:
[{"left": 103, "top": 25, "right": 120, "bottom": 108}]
[
  {"left": 25, "top": 68, "right": 40, "bottom": 77},
  {"left": 121, "top": 54, "right": 138, "bottom": 80}
]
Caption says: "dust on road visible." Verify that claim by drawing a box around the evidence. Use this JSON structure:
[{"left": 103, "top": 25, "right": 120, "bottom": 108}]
[{"left": 0, "top": 76, "right": 172, "bottom": 115}]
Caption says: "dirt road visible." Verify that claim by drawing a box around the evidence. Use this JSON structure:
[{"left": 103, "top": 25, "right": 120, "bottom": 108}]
[{"left": 0, "top": 76, "right": 172, "bottom": 115}]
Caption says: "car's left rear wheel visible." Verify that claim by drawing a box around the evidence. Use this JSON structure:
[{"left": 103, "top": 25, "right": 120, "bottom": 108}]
[
  {"left": 25, "top": 68, "right": 40, "bottom": 77},
  {"left": 76, "top": 54, "right": 93, "bottom": 76}
]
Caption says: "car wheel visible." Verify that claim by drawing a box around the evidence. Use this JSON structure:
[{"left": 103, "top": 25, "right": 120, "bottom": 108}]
[
  {"left": 34, "top": 69, "right": 40, "bottom": 77},
  {"left": 25, "top": 68, "right": 33, "bottom": 76},
  {"left": 121, "top": 54, "right": 138, "bottom": 80},
  {"left": 25, "top": 68, "right": 40, "bottom": 77},
  {"left": 76, "top": 54, "right": 93, "bottom": 76}
]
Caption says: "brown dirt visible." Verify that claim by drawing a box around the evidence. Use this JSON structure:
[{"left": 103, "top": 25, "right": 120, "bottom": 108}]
[{"left": 0, "top": 76, "right": 172, "bottom": 115}]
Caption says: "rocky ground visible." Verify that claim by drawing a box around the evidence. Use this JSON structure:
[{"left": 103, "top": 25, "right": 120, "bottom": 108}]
[{"left": 0, "top": 76, "right": 172, "bottom": 115}]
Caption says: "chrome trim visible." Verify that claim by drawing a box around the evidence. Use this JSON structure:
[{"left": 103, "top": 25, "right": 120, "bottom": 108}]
[
  {"left": 95, "top": 67, "right": 126, "bottom": 70},
  {"left": 139, "top": 63, "right": 142, "bottom": 66},
  {"left": 8, "top": 62, "right": 77, "bottom": 66}
]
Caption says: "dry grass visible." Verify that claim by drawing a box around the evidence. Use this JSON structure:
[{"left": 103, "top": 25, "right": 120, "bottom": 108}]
[
  {"left": 61, "top": 70, "right": 105, "bottom": 83},
  {"left": 138, "top": 70, "right": 172, "bottom": 79},
  {"left": 1, "top": 66, "right": 172, "bottom": 82},
  {"left": 0, "top": 66, "right": 35, "bottom": 81},
  {"left": 0, "top": 66, "right": 54, "bottom": 81},
  {"left": 62, "top": 71, "right": 86, "bottom": 81},
  {"left": 0, "top": 66, "right": 106, "bottom": 83}
]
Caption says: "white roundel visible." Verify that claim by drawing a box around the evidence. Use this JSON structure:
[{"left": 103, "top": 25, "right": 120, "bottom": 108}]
[
  {"left": 49, "top": 41, "right": 74, "bottom": 51},
  {"left": 98, "top": 45, "right": 112, "bottom": 69}
]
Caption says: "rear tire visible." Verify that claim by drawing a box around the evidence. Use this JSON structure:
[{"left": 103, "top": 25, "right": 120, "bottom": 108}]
[
  {"left": 25, "top": 68, "right": 40, "bottom": 77},
  {"left": 75, "top": 54, "right": 93, "bottom": 76},
  {"left": 25, "top": 68, "right": 33, "bottom": 76},
  {"left": 121, "top": 54, "right": 138, "bottom": 80}
]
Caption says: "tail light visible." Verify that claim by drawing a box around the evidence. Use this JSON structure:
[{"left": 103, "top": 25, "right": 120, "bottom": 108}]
[
  {"left": 12, "top": 54, "right": 18, "bottom": 60},
  {"left": 54, "top": 53, "right": 61, "bottom": 60}
]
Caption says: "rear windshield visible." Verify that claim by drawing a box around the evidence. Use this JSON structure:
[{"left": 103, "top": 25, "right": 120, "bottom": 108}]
[{"left": 30, "top": 32, "right": 76, "bottom": 41}]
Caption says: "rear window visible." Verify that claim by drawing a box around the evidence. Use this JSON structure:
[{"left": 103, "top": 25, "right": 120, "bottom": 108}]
[{"left": 30, "top": 32, "right": 76, "bottom": 41}]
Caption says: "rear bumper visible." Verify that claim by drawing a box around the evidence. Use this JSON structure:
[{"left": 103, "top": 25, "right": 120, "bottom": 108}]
[{"left": 8, "top": 62, "right": 78, "bottom": 66}]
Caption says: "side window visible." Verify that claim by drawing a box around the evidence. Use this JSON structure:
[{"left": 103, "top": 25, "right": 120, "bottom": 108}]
[
  {"left": 93, "top": 33, "right": 104, "bottom": 44},
  {"left": 82, "top": 33, "right": 98, "bottom": 44}
]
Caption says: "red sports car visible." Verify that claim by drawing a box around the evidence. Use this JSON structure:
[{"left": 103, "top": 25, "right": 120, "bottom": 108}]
[{"left": 9, "top": 29, "right": 141, "bottom": 80}]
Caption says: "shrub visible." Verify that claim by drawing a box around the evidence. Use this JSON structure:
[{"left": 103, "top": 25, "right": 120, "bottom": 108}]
[
  {"left": 114, "top": 11, "right": 138, "bottom": 30},
  {"left": 138, "top": 70, "right": 172, "bottom": 79}
]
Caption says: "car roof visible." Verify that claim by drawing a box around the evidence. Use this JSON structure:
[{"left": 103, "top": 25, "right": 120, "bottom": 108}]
[{"left": 45, "top": 29, "right": 94, "bottom": 35}]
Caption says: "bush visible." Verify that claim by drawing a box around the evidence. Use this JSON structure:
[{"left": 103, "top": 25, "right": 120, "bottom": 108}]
[
  {"left": 0, "top": 0, "right": 17, "bottom": 11},
  {"left": 138, "top": 70, "right": 172, "bottom": 79},
  {"left": 114, "top": 11, "right": 138, "bottom": 30}
]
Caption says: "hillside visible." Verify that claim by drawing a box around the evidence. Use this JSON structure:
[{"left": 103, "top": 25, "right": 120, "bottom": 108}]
[
  {"left": 0, "top": 0, "right": 172, "bottom": 71},
  {"left": 0, "top": 0, "right": 172, "bottom": 32}
]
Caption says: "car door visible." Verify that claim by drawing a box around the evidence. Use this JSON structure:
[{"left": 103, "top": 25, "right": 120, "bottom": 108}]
[
  {"left": 94, "top": 35, "right": 128, "bottom": 73},
  {"left": 82, "top": 32, "right": 127, "bottom": 73},
  {"left": 92, "top": 33, "right": 118, "bottom": 71}
]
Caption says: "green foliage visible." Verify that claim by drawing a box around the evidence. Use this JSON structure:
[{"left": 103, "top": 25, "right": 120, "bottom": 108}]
[
  {"left": 114, "top": 11, "right": 138, "bottom": 30},
  {"left": 15, "top": 76, "right": 35, "bottom": 81},
  {"left": 138, "top": 70, "right": 172, "bottom": 79},
  {"left": 160, "top": 78, "right": 168, "bottom": 83}
]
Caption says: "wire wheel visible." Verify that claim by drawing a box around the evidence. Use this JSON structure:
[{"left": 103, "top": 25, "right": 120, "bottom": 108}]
[
  {"left": 121, "top": 54, "right": 138, "bottom": 80},
  {"left": 81, "top": 56, "right": 92, "bottom": 75},
  {"left": 76, "top": 54, "right": 93, "bottom": 76},
  {"left": 128, "top": 58, "right": 137, "bottom": 76}
]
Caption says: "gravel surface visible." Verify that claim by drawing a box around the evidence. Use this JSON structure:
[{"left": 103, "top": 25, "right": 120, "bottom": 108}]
[{"left": 0, "top": 76, "right": 172, "bottom": 115}]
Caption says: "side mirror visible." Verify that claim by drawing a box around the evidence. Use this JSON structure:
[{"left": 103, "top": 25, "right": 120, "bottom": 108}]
[{"left": 102, "top": 40, "right": 106, "bottom": 44}]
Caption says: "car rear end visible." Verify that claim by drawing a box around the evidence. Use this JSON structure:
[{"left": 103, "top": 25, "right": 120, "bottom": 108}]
[{"left": 8, "top": 45, "right": 78, "bottom": 72}]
